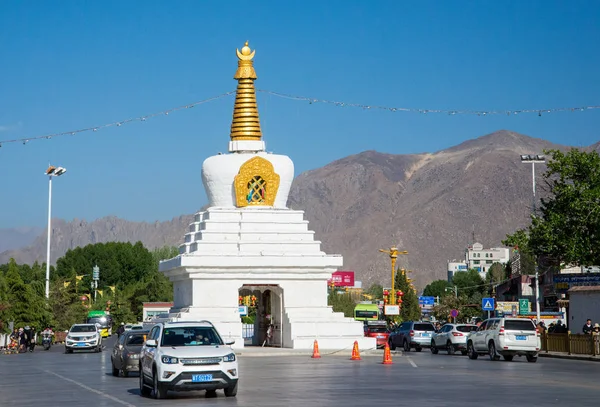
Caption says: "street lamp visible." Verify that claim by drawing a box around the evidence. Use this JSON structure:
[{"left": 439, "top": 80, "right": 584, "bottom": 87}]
[
  {"left": 520, "top": 154, "right": 545, "bottom": 322},
  {"left": 44, "top": 165, "right": 67, "bottom": 299},
  {"left": 379, "top": 246, "right": 408, "bottom": 304}
]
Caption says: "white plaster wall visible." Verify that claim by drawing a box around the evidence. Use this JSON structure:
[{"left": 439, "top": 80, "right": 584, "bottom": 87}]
[
  {"left": 202, "top": 152, "right": 294, "bottom": 208},
  {"left": 569, "top": 292, "right": 600, "bottom": 334}
]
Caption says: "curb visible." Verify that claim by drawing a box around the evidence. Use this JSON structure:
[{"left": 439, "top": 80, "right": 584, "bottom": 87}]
[
  {"left": 235, "top": 349, "right": 403, "bottom": 358},
  {"left": 539, "top": 353, "right": 600, "bottom": 362}
]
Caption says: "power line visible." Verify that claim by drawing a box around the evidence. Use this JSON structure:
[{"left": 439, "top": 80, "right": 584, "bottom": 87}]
[{"left": 1, "top": 89, "right": 599, "bottom": 147}]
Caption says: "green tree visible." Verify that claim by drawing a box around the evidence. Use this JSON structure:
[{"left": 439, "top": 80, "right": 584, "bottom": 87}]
[
  {"left": 528, "top": 148, "right": 600, "bottom": 266},
  {"left": 452, "top": 269, "right": 486, "bottom": 299},
  {"left": 394, "top": 269, "right": 421, "bottom": 321},
  {"left": 328, "top": 292, "right": 356, "bottom": 318},
  {"left": 485, "top": 263, "right": 508, "bottom": 286},
  {"left": 423, "top": 280, "right": 451, "bottom": 299},
  {"left": 502, "top": 230, "right": 537, "bottom": 275},
  {"left": 366, "top": 283, "right": 383, "bottom": 300},
  {"left": 4, "top": 258, "right": 50, "bottom": 328}
]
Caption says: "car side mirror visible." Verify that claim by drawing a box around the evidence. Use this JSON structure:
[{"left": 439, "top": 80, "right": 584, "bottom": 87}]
[
  {"left": 225, "top": 340, "right": 235, "bottom": 346},
  {"left": 146, "top": 339, "right": 157, "bottom": 348}
]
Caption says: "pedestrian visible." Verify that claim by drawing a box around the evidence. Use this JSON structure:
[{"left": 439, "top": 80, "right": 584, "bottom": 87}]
[
  {"left": 117, "top": 322, "right": 125, "bottom": 337},
  {"left": 593, "top": 323, "right": 600, "bottom": 334},
  {"left": 583, "top": 319, "right": 593, "bottom": 334},
  {"left": 18, "top": 328, "right": 26, "bottom": 353}
]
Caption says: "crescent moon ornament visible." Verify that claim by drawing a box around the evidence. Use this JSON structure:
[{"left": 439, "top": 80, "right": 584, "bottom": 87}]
[{"left": 236, "top": 48, "right": 255, "bottom": 61}]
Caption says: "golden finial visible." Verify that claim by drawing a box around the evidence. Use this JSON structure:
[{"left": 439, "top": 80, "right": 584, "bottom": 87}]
[{"left": 230, "top": 41, "right": 262, "bottom": 141}]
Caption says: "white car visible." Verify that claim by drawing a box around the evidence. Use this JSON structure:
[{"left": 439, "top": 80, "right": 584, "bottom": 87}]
[
  {"left": 431, "top": 323, "right": 478, "bottom": 355},
  {"left": 467, "top": 317, "right": 541, "bottom": 362},
  {"left": 139, "top": 320, "right": 238, "bottom": 399},
  {"left": 65, "top": 324, "right": 102, "bottom": 353}
]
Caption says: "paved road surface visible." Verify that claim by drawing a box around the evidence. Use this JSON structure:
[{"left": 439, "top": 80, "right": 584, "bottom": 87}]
[{"left": 1, "top": 338, "right": 599, "bottom": 406}]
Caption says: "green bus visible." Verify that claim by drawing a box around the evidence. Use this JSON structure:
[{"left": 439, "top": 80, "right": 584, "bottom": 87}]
[
  {"left": 354, "top": 303, "right": 380, "bottom": 321},
  {"left": 86, "top": 310, "right": 113, "bottom": 338}
]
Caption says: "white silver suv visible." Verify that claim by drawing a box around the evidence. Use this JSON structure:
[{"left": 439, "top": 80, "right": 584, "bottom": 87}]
[
  {"left": 65, "top": 324, "right": 102, "bottom": 353},
  {"left": 467, "top": 318, "right": 540, "bottom": 362},
  {"left": 139, "top": 321, "right": 238, "bottom": 399}
]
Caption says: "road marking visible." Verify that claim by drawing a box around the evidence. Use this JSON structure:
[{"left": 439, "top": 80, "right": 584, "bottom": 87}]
[
  {"left": 43, "top": 370, "right": 137, "bottom": 407},
  {"left": 406, "top": 356, "right": 418, "bottom": 368}
]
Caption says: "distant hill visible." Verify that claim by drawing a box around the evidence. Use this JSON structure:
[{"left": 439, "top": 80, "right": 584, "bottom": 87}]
[
  {"left": 0, "top": 130, "right": 586, "bottom": 288},
  {"left": 0, "top": 227, "right": 43, "bottom": 253}
]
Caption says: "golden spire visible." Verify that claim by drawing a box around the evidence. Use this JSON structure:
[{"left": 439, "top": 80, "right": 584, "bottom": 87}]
[{"left": 230, "top": 41, "right": 262, "bottom": 142}]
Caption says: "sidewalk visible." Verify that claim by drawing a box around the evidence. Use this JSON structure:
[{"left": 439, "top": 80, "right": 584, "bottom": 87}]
[{"left": 539, "top": 351, "right": 600, "bottom": 362}]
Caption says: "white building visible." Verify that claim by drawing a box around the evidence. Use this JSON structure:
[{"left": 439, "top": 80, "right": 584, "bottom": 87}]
[
  {"left": 447, "top": 242, "right": 510, "bottom": 281},
  {"left": 158, "top": 41, "right": 375, "bottom": 350}
]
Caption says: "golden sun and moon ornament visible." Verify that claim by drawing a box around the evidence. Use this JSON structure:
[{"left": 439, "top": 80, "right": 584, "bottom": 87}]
[{"left": 231, "top": 41, "right": 281, "bottom": 208}]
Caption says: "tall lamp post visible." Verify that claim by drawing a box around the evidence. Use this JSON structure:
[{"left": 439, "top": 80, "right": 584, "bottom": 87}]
[
  {"left": 45, "top": 165, "right": 67, "bottom": 299},
  {"left": 379, "top": 246, "right": 408, "bottom": 304},
  {"left": 520, "top": 154, "right": 545, "bottom": 322}
]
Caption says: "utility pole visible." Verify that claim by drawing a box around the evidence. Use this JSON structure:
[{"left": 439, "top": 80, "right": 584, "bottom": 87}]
[{"left": 379, "top": 246, "right": 408, "bottom": 305}]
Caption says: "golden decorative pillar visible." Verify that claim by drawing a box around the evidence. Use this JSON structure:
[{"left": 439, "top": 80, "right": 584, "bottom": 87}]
[
  {"left": 230, "top": 41, "right": 263, "bottom": 141},
  {"left": 379, "top": 246, "right": 408, "bottom": 304}
]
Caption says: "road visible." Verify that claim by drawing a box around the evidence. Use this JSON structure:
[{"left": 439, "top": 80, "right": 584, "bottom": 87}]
[{"left": 1, "top": 338, "right": 599, "bottom": 406}]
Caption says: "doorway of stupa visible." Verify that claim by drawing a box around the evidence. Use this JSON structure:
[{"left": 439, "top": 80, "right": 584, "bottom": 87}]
[{"left": 239, "top": 284, "right": 284, "bottom": 347}]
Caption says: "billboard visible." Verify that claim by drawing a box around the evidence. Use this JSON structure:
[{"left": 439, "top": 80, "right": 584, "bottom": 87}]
[
  {"left": 327, "top": 271, "right": 355, "bottom": 287},
  {"left": 553, "top": 273, "right": 600, "bottom": 293}
]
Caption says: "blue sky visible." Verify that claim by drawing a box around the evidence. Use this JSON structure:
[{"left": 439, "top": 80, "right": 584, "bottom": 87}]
[{"left": 1, "top": 1, "right": 599, "bottom": 228}]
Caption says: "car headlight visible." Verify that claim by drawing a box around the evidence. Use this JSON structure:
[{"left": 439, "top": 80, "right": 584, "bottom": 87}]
[
  {"left": 161, "top": 356, "right": 179, "bottom": 364},
  {"left": 222, "top": 353, "right": 236, "bottom": 362}
]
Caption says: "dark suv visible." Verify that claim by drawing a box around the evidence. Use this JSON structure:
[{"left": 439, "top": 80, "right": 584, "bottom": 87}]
[{"left": 388, "top": 321, "right": 435, "bottom": 352}]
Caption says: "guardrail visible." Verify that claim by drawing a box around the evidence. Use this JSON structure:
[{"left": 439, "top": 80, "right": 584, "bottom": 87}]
[{"left": 541, "top": 332, "right": 600, "bottom": 356}]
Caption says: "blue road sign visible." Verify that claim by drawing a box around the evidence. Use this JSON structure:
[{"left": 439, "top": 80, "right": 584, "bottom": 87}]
[
  {"left": 419, "top": 296, "right": 435, "bottom": 306},
  {"left": 482, "top": 297, "right": 495, "bottom": 311}
]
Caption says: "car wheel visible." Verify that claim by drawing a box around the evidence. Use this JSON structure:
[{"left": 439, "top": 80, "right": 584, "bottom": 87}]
[
  {"left": 65, "top": 348, "right": 72, "bottom": 354},
  {"left": 389, "top": 339, "right": 396, "bottom": 351},
  {"left": 403, "top": 340, "right": 410, "bottom": 352},
  {"left": 461, "top": 350, "right": 468, "bottom": 356},
  {"left": 112, "top": 365, "right": 119, "bottom": 377},
  {"left": 503, "top": 355, "right": 514, "bottom": 362},
  {"left": 467, "top": 342, "right": 478, "bottom": 360},
  {"left": 153, "top": 371, "right": 167, "bottom": 399},
  {"left": 139, "top": 369, "right": 152, "bottom": 397},
  {"left": 206, "top": 389, "right": 217, "bottom": 398},
  {"left": 224, "top": 381, "right": 238, "bottom": 397},
  {"left": 446, "top": 341, "right": 455, "bottom": 355},
  {"left": 488, "top": 342, "right": 500, "bottom": 361},
  {"left": 415, "top": 346, "right": 422, "bottom": 352},
  {"left": 526, "top": 354, "right": 538, "bottom": 363},
  {"left": 122, "top": 369, "right": 129, "bottom": 378},
  {"left": 430, "top": 341, "right": 438, "bottom": 354}
]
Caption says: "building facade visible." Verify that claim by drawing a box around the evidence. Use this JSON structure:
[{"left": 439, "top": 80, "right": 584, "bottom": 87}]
[{"left": 447, "top": 242, "right": 510, "bottom": 281}]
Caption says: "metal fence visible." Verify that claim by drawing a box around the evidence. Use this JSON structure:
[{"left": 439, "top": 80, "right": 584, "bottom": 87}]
[{"left": 541, "top": 332, "right": 600, "bottom": 356}]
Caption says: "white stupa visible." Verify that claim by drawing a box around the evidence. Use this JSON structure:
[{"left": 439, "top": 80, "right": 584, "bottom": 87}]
[{"left": 159, "top": 41, "right": 375, "bottom": 350}]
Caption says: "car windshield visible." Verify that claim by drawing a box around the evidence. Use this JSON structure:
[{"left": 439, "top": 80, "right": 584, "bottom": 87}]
[
  {"left": 414, "top": 323, "right": 434, "bottom": 331},
  {"left": 456, "top": 325, "right": 478, "bottom": 333},
  {"left": 368, "top": 326, "right": 388, "bottom": 333},
  {"left": 504, "top": 320, "right": 536, "bottom": 331},
  {"left": 70, "top": 325, "right": 96, "bottom": 333},
  {"left": 161, "top": 327, "right": 223, "bottom": 347},
  {"left": 126, "top": 334, "right": 147, "bottom": 346},
  {"left": 87, "top": 317, "right": 109, "bottom": 327}
]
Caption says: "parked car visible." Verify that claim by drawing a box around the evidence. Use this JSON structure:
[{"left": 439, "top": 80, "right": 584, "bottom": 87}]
[
  {"left": 431, "top": 323, "right": 478, "bottom": 355},
  {"left": 467, "top": 318, "right": 540, "bottom": 362},
  {"left": 112, "top": 330, "right": 149, "bottom": 377},
  {"left": 65, "top": 324, "right": 102, "bottom": 353},
  {"left": 388, "top": 321, "right": 435, "bottom": 352},
  {"left": 139, "top": 320, "right": 238, "bottom": 399},
  {"left": 364, "top": 321, "right": 389, "bottom": 348}
]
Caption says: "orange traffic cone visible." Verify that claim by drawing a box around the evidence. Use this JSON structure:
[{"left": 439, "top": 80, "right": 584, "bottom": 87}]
[
  {"left": 382, "top": 343, "right": 393, "bottom": 364},
  {"left": 350, "top": 341, "right": 361, "bottom": 360},
  {"left": 311, "top": 340, "right": 321, "bottom": 359}
]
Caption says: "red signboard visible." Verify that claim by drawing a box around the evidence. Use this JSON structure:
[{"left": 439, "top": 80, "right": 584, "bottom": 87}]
[{"left": 327, "top": 271, "right": 355, "bottom": 287}]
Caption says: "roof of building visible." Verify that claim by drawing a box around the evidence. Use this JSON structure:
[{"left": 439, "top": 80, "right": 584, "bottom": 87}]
[
  {"left": 142, "top": 302, "right": 174, "bottom": 307},
  {"left": 568, "top": 286, "right": 600, "bottom": 293}
]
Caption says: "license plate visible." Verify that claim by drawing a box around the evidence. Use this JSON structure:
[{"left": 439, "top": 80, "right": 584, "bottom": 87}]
[
  {"left": 76, "top": 342, "right": 86, "bottom": 346},
  {"left": 516, "top": 335, "right": 526, "bottom": 340},
  {"left": 192, "top": 374, "right": 213, "bottom": 382},
  {"left": 422, "top": 333, "right": 431, "bottom": 337},
  {"left": 377, "top": 335, "right": 384, "bottom": 338}
]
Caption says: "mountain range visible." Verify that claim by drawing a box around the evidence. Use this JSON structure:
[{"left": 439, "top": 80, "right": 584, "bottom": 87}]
[{"left": 1, "top": 130, "right": 595, "bottom": 288}]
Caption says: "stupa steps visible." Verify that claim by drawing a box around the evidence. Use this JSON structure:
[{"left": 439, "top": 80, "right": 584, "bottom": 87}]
[
  {"left": 184, "top": 230, "right": 316, "bottom": 244},
  {"left": 188, "top": 220, "right": 310, "bottom": 234},
  {"left": 179, "top": 240, "right": 324, "bottom": 255},
  {"left": 193, "top": 209, "right": 308, "bottom": 224}
]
